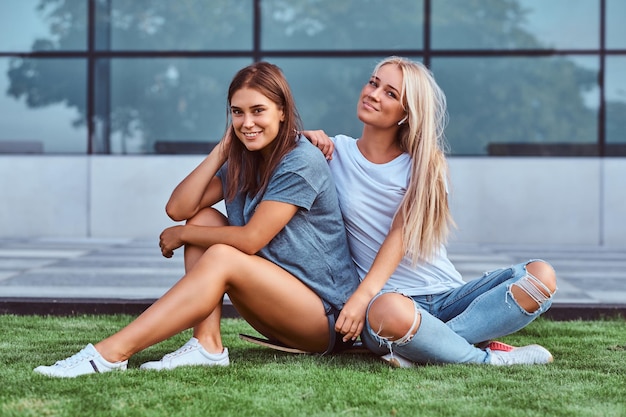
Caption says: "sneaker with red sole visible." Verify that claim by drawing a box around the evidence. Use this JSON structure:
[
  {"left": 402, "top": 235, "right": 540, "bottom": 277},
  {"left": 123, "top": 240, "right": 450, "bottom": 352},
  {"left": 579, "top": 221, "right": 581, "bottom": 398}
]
[
  {"left": 489, "top": 344, "right": 553, "bottom": 365},
  {"left": 485, "top": 340, "right": 515, "bottom": 352}
]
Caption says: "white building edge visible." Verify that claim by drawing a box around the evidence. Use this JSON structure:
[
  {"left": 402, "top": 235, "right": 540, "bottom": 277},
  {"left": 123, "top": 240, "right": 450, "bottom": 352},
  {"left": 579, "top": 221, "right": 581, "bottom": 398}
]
[{"left": 2, "top": 156, "right": 625, "bottom": 247}]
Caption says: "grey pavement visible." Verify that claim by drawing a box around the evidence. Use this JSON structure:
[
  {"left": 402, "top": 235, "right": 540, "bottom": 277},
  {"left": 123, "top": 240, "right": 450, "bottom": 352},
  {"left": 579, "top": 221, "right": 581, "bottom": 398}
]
[{"left": 0, "top": 237, "right": 625, "bottom": 319}]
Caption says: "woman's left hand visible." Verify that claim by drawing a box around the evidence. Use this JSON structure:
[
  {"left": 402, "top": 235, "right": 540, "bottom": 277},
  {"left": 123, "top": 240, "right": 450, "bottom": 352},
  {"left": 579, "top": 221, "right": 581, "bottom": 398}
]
[
  {"left": 335, "top": 291, "right": 371, "bottom": 342},
  {"left": 159, "top": 225, "right": 185, "bottom": 258}
]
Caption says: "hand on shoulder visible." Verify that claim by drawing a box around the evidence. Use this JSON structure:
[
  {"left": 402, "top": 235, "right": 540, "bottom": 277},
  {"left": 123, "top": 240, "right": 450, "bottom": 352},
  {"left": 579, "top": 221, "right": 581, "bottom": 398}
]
[{"left": 302, "top": 130, "right": 334, "bottom": 160}]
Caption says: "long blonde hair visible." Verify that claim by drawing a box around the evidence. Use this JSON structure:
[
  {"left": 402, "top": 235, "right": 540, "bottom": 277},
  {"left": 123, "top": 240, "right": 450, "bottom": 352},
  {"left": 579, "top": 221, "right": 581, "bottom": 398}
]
[{"left": 374, "top": 56, "right": 454, "bottom": 264}]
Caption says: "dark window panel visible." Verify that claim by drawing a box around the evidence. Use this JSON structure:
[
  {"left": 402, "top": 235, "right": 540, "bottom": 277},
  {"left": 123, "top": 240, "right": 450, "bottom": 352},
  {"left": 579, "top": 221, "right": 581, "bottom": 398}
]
[
  {"left": 0, "top": 0, "right": 87, "bottom": 51},
  {"left": 607, "top": 0, "right": 626, "bottom": 49},
  {"left": 432, "top": 56, "right": 599, "bottom": 155},
  {"left": 270, "top": 57, "right": 398, "bottom": 137},
  {"left": 261, "top": 0, "right": 423, "bottom": 50},
  {"left": 0, "top": 58, "right": 87, "bottom": 153},
  {"left": 606, "top": 57, "right": 626, "bottom": 151},
  {"left": 432, "top": 0, "right": 599, "bottom": 50},
  {"left": 94, "top": 58, "right": 250, "bottom": 154},
  {"left": 96, "top": 0, "right": 253, "bottom": 51}
]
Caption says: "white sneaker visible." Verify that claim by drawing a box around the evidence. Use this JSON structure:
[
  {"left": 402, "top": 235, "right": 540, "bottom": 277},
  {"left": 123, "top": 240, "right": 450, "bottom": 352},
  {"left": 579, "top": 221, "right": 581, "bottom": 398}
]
[
  {"left": 381, "top": 352, "right": 414, "bottom": 368},
  {"left": 140, "top": 337, "right": 229, "bottom": 370},
  {"left": 489, "top": 344, "right": 553, "bottom": 366},
  {"left": 34, "top": 344, "right": 128, "bottom": 378}
]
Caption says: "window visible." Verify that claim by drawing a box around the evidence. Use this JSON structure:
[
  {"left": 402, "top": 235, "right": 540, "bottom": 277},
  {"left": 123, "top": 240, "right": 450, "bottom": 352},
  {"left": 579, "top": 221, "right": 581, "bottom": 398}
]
[
  {"left": 606, "top": 0, "right": 626, "bottom": 49},
  {"left": 271, "top": 57, "right": 388, "bottom": 138},
  {"left": 433, "top": 56, "right": 599, "bottom": 155},
  {"left": 100, "top": 0, "right": 253, "bottom": 51},
  {"left": 605, "top": 57, "right": 626, "bottom": 149},
  {"left": 261, "top": 0, "right": 423, "bottom": 50},
  {"left": 97, "top": 57, "right": 251, "bottom": 154},
  {"left": 0, "top": 0, "right": 621, "bottom": 156},
  {"left": 0, "top": 58, "right": 87, "bottom": 153},
  {"left": 432, "top": 0, "right": 599, "bottom": 50}
]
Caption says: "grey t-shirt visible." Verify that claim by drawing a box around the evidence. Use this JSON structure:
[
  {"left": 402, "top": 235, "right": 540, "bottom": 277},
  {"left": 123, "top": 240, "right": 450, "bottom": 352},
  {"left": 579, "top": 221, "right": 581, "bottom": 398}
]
[{"left": 218, "top": 136, "right": 359, "bottom": 312}]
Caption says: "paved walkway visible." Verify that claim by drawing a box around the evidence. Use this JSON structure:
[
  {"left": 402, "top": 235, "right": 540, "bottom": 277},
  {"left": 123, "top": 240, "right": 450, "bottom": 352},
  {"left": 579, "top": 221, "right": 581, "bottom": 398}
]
[{"left": 1, "top": 237, "right": 625, "bottom": 319}]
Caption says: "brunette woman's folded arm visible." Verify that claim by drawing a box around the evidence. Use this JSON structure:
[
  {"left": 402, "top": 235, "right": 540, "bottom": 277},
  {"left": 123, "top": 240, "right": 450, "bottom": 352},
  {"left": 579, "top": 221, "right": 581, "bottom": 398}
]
[
  {"left": 160, "top": 200, "right": 298, "bottom": 257},
  {"left": 165, "top": 135, "right": 230, "bottom": 222}
]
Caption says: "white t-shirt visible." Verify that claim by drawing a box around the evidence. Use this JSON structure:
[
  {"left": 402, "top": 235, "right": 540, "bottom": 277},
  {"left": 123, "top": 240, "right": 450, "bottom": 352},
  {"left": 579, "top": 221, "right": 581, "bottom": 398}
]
[{"left": 329, "top": 135, "right": 465, "bottom": 295}]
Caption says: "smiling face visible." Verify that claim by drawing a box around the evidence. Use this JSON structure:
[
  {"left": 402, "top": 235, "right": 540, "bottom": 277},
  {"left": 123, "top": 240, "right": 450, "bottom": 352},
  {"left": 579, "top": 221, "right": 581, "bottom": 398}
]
[
  {"left": 230, "top": 87, "right": 285, "bottom": 156},
  {"left": 357, "top": 63, "right": 406, "bottom": 129}
]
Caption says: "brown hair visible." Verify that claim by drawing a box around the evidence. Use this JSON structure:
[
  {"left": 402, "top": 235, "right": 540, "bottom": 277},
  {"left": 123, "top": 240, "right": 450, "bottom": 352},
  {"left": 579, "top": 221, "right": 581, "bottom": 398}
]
[{"left": 223, "top": 62, "right": 302, "bottom": 201}]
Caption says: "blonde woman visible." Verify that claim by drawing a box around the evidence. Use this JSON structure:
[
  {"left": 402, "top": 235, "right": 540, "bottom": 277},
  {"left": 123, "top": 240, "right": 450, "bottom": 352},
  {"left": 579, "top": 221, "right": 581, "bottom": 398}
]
[{"left": 304, "top": 56, "right": 557, "bottom": 366}]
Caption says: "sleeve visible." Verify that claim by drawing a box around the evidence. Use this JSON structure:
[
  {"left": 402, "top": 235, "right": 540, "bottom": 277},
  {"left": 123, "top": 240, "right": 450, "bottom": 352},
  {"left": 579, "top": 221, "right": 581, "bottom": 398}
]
[
  {"left": 262, "top": 170, "right": 318, "bottom": 211},
  {"left": 216, "top": 164, "right": 227, "bottom": 191}
]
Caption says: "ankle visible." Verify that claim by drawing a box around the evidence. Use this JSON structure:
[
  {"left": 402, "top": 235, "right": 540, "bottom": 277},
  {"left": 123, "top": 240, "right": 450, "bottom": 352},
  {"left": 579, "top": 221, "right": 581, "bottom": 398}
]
[
  {"left": 193, "top": 336, "right": 224, "bottom": 355},
  {"left": 93, "top": 342, "right": 130, "bottom": 363}
]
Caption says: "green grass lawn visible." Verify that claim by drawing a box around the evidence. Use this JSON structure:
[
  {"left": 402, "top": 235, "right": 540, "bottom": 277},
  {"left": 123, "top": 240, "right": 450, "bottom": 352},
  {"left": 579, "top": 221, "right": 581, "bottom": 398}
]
[{"left": 1, "top": 315, "right": 624, "bottom": 417}]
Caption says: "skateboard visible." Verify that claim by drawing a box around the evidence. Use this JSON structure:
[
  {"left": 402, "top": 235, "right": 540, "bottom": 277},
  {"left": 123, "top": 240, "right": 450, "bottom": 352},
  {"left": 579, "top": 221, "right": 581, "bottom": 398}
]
[{"left": 238, "top": 333, "right": 368, "bottom": 354}]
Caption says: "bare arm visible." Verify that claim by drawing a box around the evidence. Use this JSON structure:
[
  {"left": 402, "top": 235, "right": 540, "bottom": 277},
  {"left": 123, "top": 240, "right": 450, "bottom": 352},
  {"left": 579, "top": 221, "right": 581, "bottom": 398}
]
[
  {"left": 160, "top": 200, "right": 298, "bottom": 258},
  {"left": 335, "top": 217, "right": 405, "bottom": 341},
  {"left": 165, "top": 135, "right": 230, "bottom": 222}
]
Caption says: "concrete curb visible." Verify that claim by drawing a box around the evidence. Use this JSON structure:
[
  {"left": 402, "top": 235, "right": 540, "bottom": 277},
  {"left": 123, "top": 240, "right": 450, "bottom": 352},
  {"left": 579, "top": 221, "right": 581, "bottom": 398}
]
[
  {"left": 1, "top": 298, "right": 624, "bottom": 321},
  {"left": 0, "top": 298, "right": 241, "bottom": 318}
]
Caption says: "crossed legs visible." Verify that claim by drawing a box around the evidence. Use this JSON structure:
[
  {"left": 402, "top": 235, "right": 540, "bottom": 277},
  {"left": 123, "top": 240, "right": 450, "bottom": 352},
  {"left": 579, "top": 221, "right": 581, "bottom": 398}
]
[
  {"left": 368, "top": 261, "right": 556, "bottom": 354},
  {"left": 90, "top": 211, "right": 330, "bottom": 363}
]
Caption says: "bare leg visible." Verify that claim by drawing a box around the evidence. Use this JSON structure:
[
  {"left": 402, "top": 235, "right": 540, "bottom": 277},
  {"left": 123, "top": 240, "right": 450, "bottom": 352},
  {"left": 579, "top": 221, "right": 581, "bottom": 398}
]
[
  {"left": 368, "top": 293, "right": 419, "bottom": 341},
  {"left": 94, "top": 243, "right": 330, "bottom": 362},
  {"left": 184, "top": 208, "right": 228, "bottom": 353}
]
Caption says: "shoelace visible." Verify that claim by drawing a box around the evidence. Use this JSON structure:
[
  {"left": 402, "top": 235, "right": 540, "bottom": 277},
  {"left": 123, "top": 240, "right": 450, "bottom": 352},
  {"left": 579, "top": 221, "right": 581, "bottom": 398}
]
[
  {"left": 162, "top": 341, "right": 198, "bottom": 360},
  {"left": 490, "top": 351, "right": 513, "bottom": 365},
  {"left": 54, "top": 347, "right": 94, "bottom": 367}
]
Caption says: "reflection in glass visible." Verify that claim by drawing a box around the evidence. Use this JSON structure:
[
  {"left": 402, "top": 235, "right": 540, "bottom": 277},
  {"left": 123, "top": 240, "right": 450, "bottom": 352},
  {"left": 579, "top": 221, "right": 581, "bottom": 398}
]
[
  {"left": 270, "top": 57, "right": 393, "bottom": 138},
  {"left": 606, "top": 0, "right": 626, "bottom": 48},
  {"left": 262, "top": 0, "right": 423, "bottom": 50},
  {"left": 606, "top": 57, "right": 626, "bottom": 146},
  {"left": 432, "top": 0, "right": 599, "bottom": 50},
  {"left": 0, "top": 58, "right": 87, "bottom": 153},
  {"left": 0, "top": 0, "right": 87, "bottom": 51},
  {"left": 99, "top": 0, "right": 253, "bottom": 51},
  {"left": 431, "top": 56, "right": 598, "bottom": 155},
  {"left": 100, "top": 58, "right": 250, "bottom": 154}
]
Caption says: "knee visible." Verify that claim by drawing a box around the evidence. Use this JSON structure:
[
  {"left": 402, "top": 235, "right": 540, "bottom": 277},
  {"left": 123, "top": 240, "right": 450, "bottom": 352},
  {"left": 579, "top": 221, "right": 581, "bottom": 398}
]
[
  {"left": 368, "top": 293, "right": 420, "bottom": 341},
  {"left": 202, "top": 243, "right": 237, "bottom": 261},
  {"left": 186, "top": 207, "right": 228, "bottom": 227},
  {"left": 510, "top": 260, "right": 556, "bottom": 313},
  {"left": 526, "top": 260, "right": 557, "bottom": 294},
  {"left": 194, "top": 244, "right": 241, "bottom": 272}
]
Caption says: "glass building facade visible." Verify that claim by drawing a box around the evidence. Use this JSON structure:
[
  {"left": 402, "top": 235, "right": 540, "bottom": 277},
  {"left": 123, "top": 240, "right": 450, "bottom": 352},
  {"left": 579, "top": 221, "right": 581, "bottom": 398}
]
[{"left": 0, "top": 0, "right": 624, "bottom": 156}]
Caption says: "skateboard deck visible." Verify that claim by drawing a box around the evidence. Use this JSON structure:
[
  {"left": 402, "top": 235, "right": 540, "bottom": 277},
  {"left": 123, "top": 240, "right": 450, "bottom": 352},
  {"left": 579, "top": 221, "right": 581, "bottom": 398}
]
[{"left": 239, "top": 333, "right": 368, "bottom": 354}]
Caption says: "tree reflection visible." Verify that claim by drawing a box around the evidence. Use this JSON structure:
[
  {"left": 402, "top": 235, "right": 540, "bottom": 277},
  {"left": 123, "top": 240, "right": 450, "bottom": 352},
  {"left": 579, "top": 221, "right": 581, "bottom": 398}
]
[
  {"left": 5, "top": 0, "right": 617, "bottom": 155},
  {"left": 435, "top": 56, "right": 597, "bottom": 154}
]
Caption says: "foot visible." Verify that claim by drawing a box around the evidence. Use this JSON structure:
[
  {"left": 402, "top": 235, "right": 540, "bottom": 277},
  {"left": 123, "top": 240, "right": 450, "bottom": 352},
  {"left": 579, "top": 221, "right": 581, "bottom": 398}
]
[
  {"left": 381, "top": 352, "right": 414, "bottom": 368},
  {"left": 140, "top": 337, "right": 229, "bottom": 370},
  {"left": 489, "top": 344, "right": 553, "bottom": 366},
  {"left": 34, "top": 344, "right": 128, "bottom": 378}
]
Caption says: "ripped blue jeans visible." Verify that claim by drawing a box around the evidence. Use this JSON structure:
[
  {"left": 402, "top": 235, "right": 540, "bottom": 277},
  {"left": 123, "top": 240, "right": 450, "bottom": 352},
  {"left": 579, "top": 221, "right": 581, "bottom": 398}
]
[{"left": 360, "top": 260, "right": 556, "bottom": 364}]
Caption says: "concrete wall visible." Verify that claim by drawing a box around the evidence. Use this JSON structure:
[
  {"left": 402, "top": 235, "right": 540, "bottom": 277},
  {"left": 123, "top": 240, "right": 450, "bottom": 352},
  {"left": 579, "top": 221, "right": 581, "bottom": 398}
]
[
  {"left": 448, "top": 158, "right": 604, "bottom": 245},
  {"left": 1, "top": 155, "right": 625, "bottom": 246}
]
